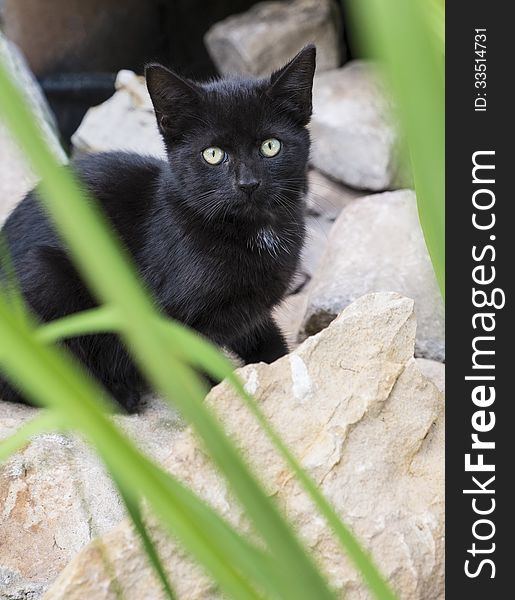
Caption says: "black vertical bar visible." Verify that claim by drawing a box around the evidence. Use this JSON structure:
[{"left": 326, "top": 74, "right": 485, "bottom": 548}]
[{"left": 446, "top": 2, "right": 512, "bottom": 597}]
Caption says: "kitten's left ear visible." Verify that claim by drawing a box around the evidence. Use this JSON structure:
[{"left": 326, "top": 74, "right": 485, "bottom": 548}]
[
  {"left": 268, "top": 45, "right": 316, "bottom": 126},
  {"left": 145, "top": 63, "right": 203, "bottom": 139}
]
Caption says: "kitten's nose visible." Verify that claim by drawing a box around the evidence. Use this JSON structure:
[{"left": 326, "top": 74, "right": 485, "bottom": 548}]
[{"left": 238, "top": 180, "right": 260, "bottom": 195}]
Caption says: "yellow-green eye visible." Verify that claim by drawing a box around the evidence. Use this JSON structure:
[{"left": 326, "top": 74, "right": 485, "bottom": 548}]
[
  {"left": 202, "top": 147, "right": 225, "bottom": 165},
  {"left": 260, "top": 138, "right": 281, "bottom": 158}
]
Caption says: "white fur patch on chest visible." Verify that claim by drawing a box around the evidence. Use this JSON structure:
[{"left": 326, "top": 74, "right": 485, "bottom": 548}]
[{"left": 248, "top": 227, "right": 282, "bottom": 256}]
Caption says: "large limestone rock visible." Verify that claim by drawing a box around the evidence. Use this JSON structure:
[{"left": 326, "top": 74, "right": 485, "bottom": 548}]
[
  {"left": 311, "top": 61, "right": 401, "bottom": 190},
  {"left": 45, "top": 293, "right": 445, "bottom": 600},
  {"left": 205, "top": 0, "right": 342, "bottom": 77},
  {"left": 300, "top": 190, "right": 445, "bottom": 362},
  {"left": 0, "top": 398, "right": 182, "bottom": 599},
  {"left": 0, "top": 32, "right": 66, "bottom": 224}
]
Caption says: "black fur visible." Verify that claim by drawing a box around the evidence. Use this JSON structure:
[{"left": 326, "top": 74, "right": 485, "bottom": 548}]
[{"left": 0, "top": 45, "right": 316, "bottom": 411}]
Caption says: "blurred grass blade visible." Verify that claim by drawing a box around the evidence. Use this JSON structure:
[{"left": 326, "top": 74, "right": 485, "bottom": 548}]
[
  {"left": 0, "top": 232, "right": 31, "bottom": 326},
  {"left": 0, "top": 411, "right": 61, "bottom": 462},
  {"left": 140, "top": 331, "right": 337, "bottom": 600},
  {"left": 0, "top": 296, "right": 274, "bottom": 600},
  {"left": 115, "top": 482, "right": 177, "bottom": 600},
  {"left": 349, "top": 0, "right": 445, "bottom": 298},
  {"left": 37, "top": 308, "right": 398, "bottom": 600},
  {"left": 0, "top": 57, "right": 338, "bottom": 600},
  {"left": 1, "top": 291, "right": 341, "bottom": 600},
  {"left": 37, "top": 305, "right": 121, "bottom": 344},
  {"left": 424, "top": 0, "right": 445, "bottom": 46},
  {"left": 157, "top": 322, "right": 399, "bottom": 600}
]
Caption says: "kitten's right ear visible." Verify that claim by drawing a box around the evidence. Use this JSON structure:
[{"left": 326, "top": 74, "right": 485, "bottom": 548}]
[
  {"left": 145, "top": 64, "right": 202, "bottom": 139},
  {"left": 268, "top": 45, "right": 316, "bottom": 126}
]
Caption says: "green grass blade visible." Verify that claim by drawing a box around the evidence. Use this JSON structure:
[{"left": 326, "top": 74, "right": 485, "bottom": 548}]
[
  {"left": 0, "top": 64, "right": 153, "bottom": 318},
  {"left": 141, "top": 328, "right": 337, "bottom": 600},
  {"left": 0, "top": 1, "right": 442, "bottom": 595},
  {"left": 2, "top": 293, "right": 339, "bottom": 600},
  {"left": 0, "top": 232, "right": 32, "bottom": 326},
  {"left": 36, "top": 305, "right": 121, "bottom": 344},
  {"left": 37, "top": 307, "right": 398, "bottom": 600},
  {"left": 157, "top": 322, "right": 399, "bottom": 600},
  {"left": 115, "top": 481, "right": 177, "bottom": 600},
  {"left": 0, "top": 298, "right": 273, "bottom": 600}
]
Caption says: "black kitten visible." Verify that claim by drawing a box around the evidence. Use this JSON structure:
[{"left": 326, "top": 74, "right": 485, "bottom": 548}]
[{"left": 0, "top": 45, "right": 316, "bottom": 411}]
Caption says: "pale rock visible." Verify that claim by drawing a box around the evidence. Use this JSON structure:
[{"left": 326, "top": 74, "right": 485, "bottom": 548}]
[
  {"left": 71, "top": 70, "right": 165, "bottom": 158},
  {"left": 0, "top": 32, "right": 66, "bottom": 225},
  {"left": 300, "top": 190, "right": 445, "bottom": 362},
  {"left": 0, "top": 397, "right": 182, "bottom": 599},
  {"left": 205, "top": 0, "right": 342, "bottom": 77},
  {"left": 311, "top": 61, "right": 401, "bottom": 190},
  {"left": 45, "top": 293, "right": 444, "bottom": 600},
  {"left": 285, "top": 214, "right": 333, "bottom": 297}
]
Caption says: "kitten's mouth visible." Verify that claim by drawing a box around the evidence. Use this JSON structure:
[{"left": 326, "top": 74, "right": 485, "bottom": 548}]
[
  {"left": 201, "top": 192, "right": 284, "bottom": 227},
  {"left": 232, "top": 196, "right": 277, "bottom": 223}
]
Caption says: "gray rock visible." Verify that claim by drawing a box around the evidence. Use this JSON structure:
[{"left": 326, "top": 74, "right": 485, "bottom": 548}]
[
  {"left": 44, "top": 293, "right": 444, "bottom": 600},
  {"left": 311, "top": 61, "right": 401, "bottom": 190},
  {"left": 300, "top": 190, "right": 445, "bottom": 361},
  {"left": 0, "top": 32, "right": 66, "bottom": 224},
  {"left": 205, "top": 0, "right": 342, "bottom": 77},
  {"left": 0, "top": 397, "right": 182, "bottom": 599}
]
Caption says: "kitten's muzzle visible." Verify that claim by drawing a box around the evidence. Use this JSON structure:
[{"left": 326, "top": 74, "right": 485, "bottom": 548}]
[{"left": 238, "top": 179, "right": 260, "bottom": 195}]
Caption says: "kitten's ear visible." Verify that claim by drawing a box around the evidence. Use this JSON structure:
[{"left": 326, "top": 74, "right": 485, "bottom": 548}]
[
  {"left": 268, "top": 45, "right": 316, "bottom": 126},
  {"left": 145, "top": 63, "right": 202, "bottom": 139}
]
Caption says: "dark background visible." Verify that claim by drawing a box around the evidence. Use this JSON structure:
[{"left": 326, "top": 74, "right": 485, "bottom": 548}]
[{"left": 0, "top": 0, "right": 358, "bottom": 146}]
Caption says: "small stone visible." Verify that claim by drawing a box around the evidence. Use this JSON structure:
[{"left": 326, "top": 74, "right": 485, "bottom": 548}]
[{"left": 204, "top": 0, "right": 342, "bottom": 77}]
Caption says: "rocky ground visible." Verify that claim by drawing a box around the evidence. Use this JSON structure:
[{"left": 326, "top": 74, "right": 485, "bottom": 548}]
[{"left": 0, "top": 2, "right": 445, "bottom": 598}]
